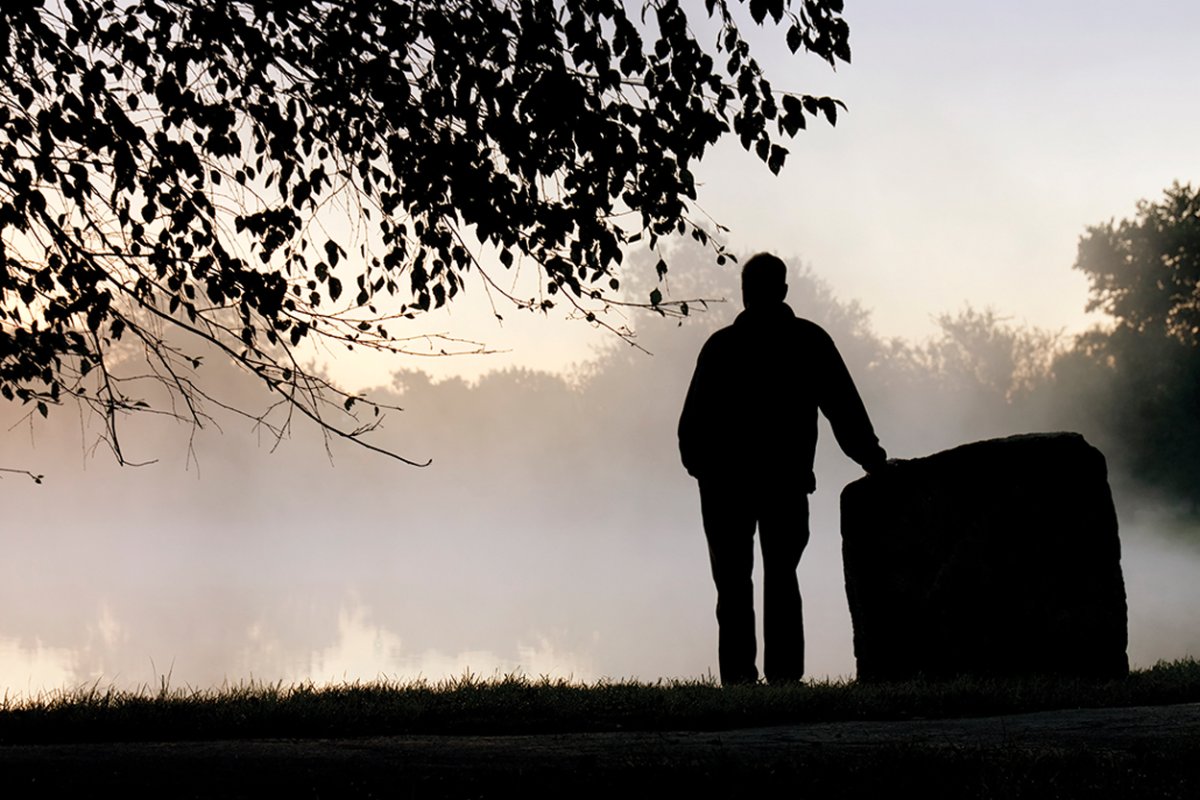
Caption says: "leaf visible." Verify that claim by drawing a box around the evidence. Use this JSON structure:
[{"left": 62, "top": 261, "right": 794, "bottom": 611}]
[
  {"left": 817, "top": 96, "right": 839, "bottom": 125},
  {"left": 768, "top": 144, "right": 788, "bottom": 175},
  {"left": 649, "top": 288, "right": 662, "bottom": 306},
  {"left": 786, "top": 24, "right": 802, "bottom": 53},
  {"left": 780, "top": 95, "right": 806, "bottom": 136},
  {"left": 834, "top": 39, "right": 852, "bottom": 64}
]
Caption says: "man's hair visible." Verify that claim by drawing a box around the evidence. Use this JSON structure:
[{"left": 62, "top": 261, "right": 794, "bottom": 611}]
[{"left": 741, "top": 252, "right": 787, "bottom": 306}]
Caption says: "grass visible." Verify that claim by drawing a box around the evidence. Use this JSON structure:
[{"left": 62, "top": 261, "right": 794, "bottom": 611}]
[{"left": 2, "top": 657, "right": 1199, "bottom": 744}]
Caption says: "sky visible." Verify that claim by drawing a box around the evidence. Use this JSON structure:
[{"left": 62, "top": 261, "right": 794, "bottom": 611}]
[
  {"left": 708, "top": 0, "right": 1200, "bottom": 338},
  {"left": 2, "top": 0, "right": 1200, "bottom": 696},
  {"left": 337, "top": 0, "right": 1200, "bottom": 387}
]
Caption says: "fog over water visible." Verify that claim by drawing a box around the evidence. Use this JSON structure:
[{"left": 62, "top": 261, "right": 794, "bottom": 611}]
[{"left": 2, "top": 255, "right": 1197, "bottom": 696}]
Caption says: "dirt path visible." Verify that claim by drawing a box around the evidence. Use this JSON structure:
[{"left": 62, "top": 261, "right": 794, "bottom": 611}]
[{"left": 4, "top": 703, "right": 1199, "bottom": 797}]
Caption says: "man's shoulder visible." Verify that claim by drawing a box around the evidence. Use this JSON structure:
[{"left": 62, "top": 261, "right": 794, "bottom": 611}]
[
  {"left": 699, "top": 310, "right": 836, "bottom": 355},
  {"left": 790, "top": 316, "right": 835, "bottom": 344},
  {"left": 698, "top": 323, "right": 739, "bottom": 354}
]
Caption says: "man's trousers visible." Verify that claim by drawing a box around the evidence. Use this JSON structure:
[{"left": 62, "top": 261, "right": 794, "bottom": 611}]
[{"left": 698, "top": 477, "right": 810, "bottom": 685}]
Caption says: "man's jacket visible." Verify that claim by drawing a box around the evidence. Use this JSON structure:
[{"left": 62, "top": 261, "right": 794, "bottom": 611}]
[{"left": 677, "top": 302, "right": 886, "bottom": 492}]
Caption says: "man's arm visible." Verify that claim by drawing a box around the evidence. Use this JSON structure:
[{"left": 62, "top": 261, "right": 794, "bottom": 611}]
[
  {"left": 678, "top": 347, "right": 710, "bottom": 478},
  {"left": 815, "top": 331, "right": 887, "bottom": 472}
]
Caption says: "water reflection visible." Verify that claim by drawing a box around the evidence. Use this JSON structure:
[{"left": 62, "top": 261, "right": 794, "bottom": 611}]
[
  {"left": 0, "top": 609, "right": 603, "bottom": 699},
  {"left": 0, "top": 637, "right": 74, "bottom": 698}
]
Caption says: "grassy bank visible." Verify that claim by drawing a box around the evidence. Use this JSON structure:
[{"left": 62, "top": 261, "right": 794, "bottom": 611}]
[{"left": 2, "top": 658, "right": 1198, "bottom": 744}]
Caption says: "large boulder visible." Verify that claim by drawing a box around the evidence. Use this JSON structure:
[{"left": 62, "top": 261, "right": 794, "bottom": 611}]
[{"left": 841, "top": 432, "right": 1128, "bottom": 681}]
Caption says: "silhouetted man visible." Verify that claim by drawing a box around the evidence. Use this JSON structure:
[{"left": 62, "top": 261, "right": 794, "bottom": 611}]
[{"left": 678, "top": 253, "right": 887, "bottom": 684}]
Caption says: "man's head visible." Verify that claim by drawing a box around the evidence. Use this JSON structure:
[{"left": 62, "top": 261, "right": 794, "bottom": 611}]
[{"left": 741, "top": 252, "right": 788, "bottom": 309}]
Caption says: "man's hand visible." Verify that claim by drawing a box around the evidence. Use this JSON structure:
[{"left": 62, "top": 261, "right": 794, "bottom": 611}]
[{"left": 864, "top": 457, "right": 899, "bottom": 476}]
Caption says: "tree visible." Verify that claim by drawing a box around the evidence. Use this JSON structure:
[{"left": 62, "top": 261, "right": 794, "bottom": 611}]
[
  {"left": 0, "top": 0, "right": 851, "bottom": 467},
  {"left": 1067, "top": 182, "right": 1200, "bottom": 511},
  {"left": 1076, "top": 182, "right": 1200, "bottom": 346}
]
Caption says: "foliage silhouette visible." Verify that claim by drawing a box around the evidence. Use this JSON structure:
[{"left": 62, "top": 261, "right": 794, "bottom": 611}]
[
  {"left": 0, "top": 0, "right": 851, "bottom": 465},
  {"left": 1076, "top": 182, "right": 1200, "bottom": 347},
  {"left": 1060, "top": 183, "right": 1200, "bottom": 511}
]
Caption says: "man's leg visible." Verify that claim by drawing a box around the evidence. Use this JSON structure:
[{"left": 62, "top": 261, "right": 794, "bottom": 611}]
[
  {"left": 698, "top": 478, "right": 758, "bottom": 685},
  {"left": 759, "top": 491, "right": 810, "bottom": 683}
]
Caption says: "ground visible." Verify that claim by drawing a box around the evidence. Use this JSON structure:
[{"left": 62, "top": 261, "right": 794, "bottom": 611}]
[{"left": 3, "top": 703, "right": 1198, "bottom": 798}]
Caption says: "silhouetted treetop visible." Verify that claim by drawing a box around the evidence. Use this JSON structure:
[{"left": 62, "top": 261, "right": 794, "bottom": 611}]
[
  {"left": 1076, "top": 182, "right": 1200, "bottom": 346},
  {"left": 1067, "top": 182, "right": 1200, "bottom": 511},
  {"left": 0, "top": 0, "right": 850, "bottom": 465}
]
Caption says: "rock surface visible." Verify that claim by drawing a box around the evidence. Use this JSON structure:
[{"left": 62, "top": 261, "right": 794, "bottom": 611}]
[{"left": 841, "top": 432, "right": 1128, "bottom": 681}]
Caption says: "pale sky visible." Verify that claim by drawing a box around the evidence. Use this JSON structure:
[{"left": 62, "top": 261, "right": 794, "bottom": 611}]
[
  {"left": 713, "top": 0, "right": 1200, "bottom": 342},
  {"left": 329, "top": 0, "right": 1200, "bottom": 387}
]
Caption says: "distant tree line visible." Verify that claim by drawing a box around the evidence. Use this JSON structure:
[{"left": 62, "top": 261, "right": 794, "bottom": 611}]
[
  {"left": 389, "top": 182, "right": 1200, "bottom": 518},
  {"left": 875, "top": 181, "right": 1200, "bottom": 514}
]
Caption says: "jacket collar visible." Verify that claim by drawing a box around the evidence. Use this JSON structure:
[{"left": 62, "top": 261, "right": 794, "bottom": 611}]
[{"left": 734, "top": 302, "right": 795, "bottom": 327}]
